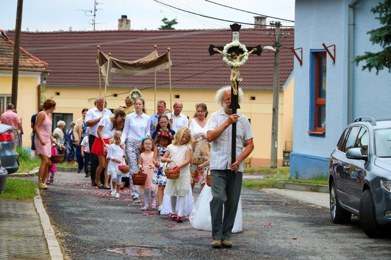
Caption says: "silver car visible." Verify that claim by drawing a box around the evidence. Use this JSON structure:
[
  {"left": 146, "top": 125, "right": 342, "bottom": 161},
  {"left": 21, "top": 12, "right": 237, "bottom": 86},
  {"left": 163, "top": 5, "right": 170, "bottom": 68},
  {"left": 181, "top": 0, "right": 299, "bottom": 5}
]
[
  {"left": 0, "top": 124, "right": 19, "bottom": 174},
  {"left": 329, "top": 117, "right": 391, "bottom": 237}
]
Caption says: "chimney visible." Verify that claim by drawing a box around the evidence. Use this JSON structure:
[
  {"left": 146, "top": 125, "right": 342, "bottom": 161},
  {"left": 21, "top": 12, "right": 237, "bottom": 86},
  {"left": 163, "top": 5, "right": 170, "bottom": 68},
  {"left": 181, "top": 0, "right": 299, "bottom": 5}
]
[
  {"left": 254, "top": 16, "right": 267, "bottom": 28},
  {"left": 118, "top": 15, "right": 131, "bottom": 30}
]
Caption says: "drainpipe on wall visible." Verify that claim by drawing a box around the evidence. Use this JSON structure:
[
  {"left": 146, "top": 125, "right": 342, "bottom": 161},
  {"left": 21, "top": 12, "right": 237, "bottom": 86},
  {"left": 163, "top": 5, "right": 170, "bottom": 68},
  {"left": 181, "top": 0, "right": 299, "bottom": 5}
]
[{"left": 348, "top": 0, "right": 361, "bottom": 123}]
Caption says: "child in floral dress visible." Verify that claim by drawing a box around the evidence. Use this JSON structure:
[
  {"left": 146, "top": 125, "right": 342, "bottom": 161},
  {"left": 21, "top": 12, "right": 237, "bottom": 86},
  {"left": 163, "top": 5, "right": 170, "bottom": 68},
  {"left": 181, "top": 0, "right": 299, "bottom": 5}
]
[
  {"left": 161, "top": 127, "right": 192, "bottom": 222},
  {"left": 138, "top": 137, "right": 156, "bottom": 210},
  {"left": 152, "top": 130, "right": 173, "bottom": 212}
]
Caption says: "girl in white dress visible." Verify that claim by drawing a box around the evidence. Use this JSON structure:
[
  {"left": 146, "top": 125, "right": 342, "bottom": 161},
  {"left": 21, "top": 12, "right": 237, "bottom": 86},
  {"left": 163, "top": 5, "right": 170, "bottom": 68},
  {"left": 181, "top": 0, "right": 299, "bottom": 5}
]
[
  {"left": 161, "top": 127, "right": 193, "bottom": 223},
  {"left": 106, "top": 131, "right": 126, "bottom": 198}
]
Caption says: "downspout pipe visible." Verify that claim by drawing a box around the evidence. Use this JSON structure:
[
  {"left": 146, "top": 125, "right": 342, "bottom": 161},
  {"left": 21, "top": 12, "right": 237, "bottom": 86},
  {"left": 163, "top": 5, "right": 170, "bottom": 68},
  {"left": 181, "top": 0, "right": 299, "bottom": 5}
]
[{"left": 348, "top": 0, "right": 361, "bottom": 123}]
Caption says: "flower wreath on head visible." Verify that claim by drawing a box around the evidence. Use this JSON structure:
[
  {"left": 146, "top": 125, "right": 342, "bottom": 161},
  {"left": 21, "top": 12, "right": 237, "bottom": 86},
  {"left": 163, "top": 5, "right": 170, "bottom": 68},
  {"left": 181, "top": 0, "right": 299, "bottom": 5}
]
[
  {"left": 129, "top": 88, "right": 143, "bottom": 103},
  {"left": 222, "top": 41, "right": 249, "bottom": 68},
  {"left": 157, "top": 131, "right": 172, "bottom": 139}
]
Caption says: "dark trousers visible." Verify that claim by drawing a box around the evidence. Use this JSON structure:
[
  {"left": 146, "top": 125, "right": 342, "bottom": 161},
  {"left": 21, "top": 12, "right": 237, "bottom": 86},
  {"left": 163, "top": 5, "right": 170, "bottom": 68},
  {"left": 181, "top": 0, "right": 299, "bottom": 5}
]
[
  {"left": 76, "top": 145, "right": 84, "bottom": 171},
  {"left": 83, "top": 152, "right": 90, "bottom": 175},
  {"left": 88, "top": 135, "right": 98, "bottom": 184},
  {"left": 210, "top": 170, "right": 242, "bottom": 240}
]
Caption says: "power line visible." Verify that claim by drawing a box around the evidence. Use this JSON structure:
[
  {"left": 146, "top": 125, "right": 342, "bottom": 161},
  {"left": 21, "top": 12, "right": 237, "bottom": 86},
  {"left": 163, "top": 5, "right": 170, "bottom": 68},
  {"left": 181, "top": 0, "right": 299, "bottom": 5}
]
[
  {"left": 153, "top": 0, "right": 265, "bottom": 27},
  {"left": 205, "top": 0, "right": 295, "bottom": 23}
]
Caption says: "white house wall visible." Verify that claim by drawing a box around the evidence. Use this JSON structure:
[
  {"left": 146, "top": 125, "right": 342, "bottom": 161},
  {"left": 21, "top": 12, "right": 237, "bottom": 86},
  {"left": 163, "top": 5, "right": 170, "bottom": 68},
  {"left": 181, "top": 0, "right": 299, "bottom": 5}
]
[
  {"left": 292, "top": 0, "right": 389, "bottom": 179},
  {"left": 291, "top": 0, "right": 349, "bottom": 178}
]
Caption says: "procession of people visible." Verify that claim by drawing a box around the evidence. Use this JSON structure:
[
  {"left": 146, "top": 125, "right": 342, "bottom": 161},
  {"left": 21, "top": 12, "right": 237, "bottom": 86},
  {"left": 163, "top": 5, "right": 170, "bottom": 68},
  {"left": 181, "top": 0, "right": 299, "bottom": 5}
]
[{"left": 4, "top": 83, "right": 253, "bottom": 249}]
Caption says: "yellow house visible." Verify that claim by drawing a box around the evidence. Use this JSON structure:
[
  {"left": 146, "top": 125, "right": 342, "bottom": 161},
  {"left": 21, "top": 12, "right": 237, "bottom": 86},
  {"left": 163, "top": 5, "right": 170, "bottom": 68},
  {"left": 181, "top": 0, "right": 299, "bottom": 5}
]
[
  {"left": 0, "top": 30, "right": 47, "bottom": 149},
  {"left": 6, "top": 27, "right": 294, "bottom": 167}
]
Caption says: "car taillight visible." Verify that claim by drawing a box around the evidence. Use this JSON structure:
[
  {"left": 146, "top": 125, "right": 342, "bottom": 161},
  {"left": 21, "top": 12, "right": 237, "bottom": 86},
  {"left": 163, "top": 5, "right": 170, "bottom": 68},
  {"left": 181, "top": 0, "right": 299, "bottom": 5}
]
[{"left": 0, "top": 130, "right": 13, "bottom": 142}]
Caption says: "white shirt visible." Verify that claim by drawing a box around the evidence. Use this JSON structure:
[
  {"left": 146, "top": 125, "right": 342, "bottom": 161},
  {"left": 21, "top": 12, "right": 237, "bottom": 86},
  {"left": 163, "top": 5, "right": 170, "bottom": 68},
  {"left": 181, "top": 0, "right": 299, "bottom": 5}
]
[
  {"left": 189, "top": 118, "right": 208, "bottom": 142},
  {"left": 171, "top": 113, "right": 189, "bottom": 132},
  {"left": 121, "top": 112, "right": 151, "bottom": 143},
  {"left": 52, "top": 127, "right": 64, "bottom": 142},
  {"left": 97, "top": 117, "right": 114, "bottom": 139},
  {"left": 85, "top": 107, "right": 113, "bottom": 137},
  {"left": 207, "top": 109, "right": 253, "bottom": 173},
  {"left": 81, "top": 136, "right": 90, "bottom": 153}
]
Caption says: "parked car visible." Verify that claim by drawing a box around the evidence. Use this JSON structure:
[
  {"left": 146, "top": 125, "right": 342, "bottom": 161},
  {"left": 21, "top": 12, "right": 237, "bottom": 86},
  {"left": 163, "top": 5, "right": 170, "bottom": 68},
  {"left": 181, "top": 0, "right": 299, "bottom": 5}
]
[
  {"left": 329, "top": 117, "right": 391, "bottom": 237},
  {"left": 0, "top": 123, "right": 19, "bottom": 174}
]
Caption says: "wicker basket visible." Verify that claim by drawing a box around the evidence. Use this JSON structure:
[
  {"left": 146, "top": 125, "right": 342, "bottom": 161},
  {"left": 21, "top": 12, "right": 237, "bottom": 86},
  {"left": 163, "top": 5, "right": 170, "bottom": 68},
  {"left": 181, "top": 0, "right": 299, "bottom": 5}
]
[
  {"left": 165, "top": 167, "right": 180, "bottom": 180},
  {"left": 50, "top": 153, "right": 65, "bottom": 163},
  {"left": 118, "top": 165, "right": 130, "bottom": 174},
  {"left": 132, "top": 171, "right": 147, "bottom": 185}
]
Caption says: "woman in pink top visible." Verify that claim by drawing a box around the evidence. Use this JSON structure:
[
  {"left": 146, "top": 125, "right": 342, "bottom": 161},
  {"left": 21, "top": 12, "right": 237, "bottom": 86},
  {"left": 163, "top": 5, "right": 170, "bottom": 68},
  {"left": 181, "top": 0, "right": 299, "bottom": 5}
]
[{"left": 34, "top": 99, "right": 57, "bottom": 189}]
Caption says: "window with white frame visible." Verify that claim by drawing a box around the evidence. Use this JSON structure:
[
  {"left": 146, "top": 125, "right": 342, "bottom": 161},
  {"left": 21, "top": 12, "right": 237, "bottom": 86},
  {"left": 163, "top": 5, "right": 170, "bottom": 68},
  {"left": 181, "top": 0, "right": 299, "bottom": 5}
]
[
  {"left": 309, "top": 51, "right": 326, "bottom": 135},
  {"left": 0, "top": 96, "right": 12, "bottom": 115}
]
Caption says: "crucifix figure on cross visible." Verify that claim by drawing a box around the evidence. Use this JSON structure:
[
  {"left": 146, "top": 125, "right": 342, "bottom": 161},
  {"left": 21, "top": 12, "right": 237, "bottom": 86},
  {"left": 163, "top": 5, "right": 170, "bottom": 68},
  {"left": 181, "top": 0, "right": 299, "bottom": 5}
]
[
  {"left": 212, "top": 47, "right": 258, "bottom": 95},
  {"left": 209, "top": 23, "right": 275, "bottom": 163},
  {"left": 209, "top": 23, "right": 275, "bottom": 109}
]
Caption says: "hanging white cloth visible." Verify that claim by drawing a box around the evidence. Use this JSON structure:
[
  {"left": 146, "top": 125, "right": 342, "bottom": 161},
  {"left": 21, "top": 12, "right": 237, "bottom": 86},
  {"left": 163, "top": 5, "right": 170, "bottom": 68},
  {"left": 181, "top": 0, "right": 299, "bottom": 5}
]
[{"left": 189, "top": 185, "right": 242, "bottom": 233}]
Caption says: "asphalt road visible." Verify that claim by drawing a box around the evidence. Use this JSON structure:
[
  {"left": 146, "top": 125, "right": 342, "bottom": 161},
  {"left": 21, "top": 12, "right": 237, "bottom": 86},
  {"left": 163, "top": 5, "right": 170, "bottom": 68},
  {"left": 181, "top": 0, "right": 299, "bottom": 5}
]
[{"left": 41, "top": 172, "right": 391, "bottom": 259}]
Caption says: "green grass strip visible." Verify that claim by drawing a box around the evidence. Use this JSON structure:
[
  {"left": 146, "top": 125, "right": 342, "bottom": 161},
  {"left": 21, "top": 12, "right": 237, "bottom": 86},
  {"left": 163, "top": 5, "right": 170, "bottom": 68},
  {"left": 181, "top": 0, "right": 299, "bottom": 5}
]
[{"left": 0, "top": 178, "right": 37, "bottom": 200}]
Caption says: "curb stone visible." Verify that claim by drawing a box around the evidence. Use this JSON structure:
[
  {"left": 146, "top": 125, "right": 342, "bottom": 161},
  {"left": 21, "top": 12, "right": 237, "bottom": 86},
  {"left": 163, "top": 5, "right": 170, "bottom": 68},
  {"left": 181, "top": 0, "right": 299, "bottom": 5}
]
[
  {"left": 276, "top": 181, "right": 328, "bottom": 193},
  {"left": 34, "top": 190, "right": 64, "bottom": 260}
]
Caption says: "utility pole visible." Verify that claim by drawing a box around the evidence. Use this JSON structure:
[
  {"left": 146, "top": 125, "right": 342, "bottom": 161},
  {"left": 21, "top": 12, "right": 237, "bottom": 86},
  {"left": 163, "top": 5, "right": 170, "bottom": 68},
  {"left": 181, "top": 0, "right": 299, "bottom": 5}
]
[
  {"left": 92, "top": 0, "right": 98, "bottom": 31},
  {"left": 270, "top": 21, "right": 281, "bottom": 168},
  {"left": 11, "top": 0, "right": 23, "bottom": 109}
]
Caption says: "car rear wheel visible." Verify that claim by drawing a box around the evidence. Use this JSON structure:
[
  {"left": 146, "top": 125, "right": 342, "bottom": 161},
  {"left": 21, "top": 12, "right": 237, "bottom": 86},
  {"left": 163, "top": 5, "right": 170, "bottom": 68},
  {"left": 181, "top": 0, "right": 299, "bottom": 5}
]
[
  {"left": 330, "top": 182, "right": 351, "bottom": 224},
  {"left": 360, "top": 189, "right": 383, "bottom": 238}
]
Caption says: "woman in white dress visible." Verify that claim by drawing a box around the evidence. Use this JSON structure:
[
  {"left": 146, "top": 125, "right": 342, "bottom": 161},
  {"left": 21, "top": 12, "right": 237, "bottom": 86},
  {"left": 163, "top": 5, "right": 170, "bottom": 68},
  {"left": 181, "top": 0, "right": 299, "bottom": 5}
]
[{"left": 188, "top": 103, "right": 209, "bottom": 191}]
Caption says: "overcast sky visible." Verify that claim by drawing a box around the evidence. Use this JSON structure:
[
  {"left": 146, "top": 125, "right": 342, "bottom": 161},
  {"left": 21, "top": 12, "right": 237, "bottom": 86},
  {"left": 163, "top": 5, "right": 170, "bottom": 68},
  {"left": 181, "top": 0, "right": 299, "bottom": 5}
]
[{"left": 1, "top": 0, "right": 295, "bottom": 32}]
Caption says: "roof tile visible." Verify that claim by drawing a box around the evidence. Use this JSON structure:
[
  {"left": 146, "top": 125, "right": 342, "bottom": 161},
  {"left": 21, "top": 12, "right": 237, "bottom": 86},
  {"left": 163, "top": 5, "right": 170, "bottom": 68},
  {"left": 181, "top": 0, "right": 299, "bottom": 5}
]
[{"left": 7, "top": 28, "right": 293, "bottom": 90}]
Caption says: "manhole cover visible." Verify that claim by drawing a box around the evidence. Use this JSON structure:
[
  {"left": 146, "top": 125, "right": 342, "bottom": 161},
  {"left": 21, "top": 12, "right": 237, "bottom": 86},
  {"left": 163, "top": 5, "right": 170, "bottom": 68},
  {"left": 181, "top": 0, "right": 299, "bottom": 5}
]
[{"left": 107, "top": 246, "right": 162, "bottom": 256}]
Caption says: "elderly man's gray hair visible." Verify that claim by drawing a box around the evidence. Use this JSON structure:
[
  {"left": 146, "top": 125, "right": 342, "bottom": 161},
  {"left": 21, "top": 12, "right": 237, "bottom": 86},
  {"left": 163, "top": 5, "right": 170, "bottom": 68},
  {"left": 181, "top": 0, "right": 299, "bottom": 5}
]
[{"left": 215, "top": 86, "right": 244, "bottom": 106}]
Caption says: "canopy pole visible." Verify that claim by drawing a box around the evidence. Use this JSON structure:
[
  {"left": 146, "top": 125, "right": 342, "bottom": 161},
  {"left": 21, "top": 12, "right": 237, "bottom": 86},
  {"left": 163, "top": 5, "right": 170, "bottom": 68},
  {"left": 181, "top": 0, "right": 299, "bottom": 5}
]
[
  {"left": 168, "top": 48, "right": 172, "bottom": 117},
  {"left": 104, "top": 52, "right": 111, "bottom": 96},
  {"left": 97, "top": 45, "right": 102, "bottom": 96},
  {"left": 154, "top": 45, "right": 158, "bottom": 115},
  {"left": 154, "top": 69, "right": 157, "bottom": 114}
]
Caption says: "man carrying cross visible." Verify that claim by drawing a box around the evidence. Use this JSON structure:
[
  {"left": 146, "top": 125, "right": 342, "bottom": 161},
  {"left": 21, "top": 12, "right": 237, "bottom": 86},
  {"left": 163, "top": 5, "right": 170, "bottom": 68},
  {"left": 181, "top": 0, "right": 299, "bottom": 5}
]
[
  {"left": 207, "top": 23, "right": 262, "bottom": 248},
  {"left": 206, "top": 23, "right": 275, "bottom": 248},
  {"left": 206, "top": 85, "right": 254, "bottom": 248}
]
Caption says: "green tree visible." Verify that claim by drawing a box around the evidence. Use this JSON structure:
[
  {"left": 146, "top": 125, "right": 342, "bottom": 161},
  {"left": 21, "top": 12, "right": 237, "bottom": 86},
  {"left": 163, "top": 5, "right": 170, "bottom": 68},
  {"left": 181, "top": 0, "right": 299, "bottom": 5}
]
[
  {"left": 159, "top": 17, "right": 178, "bottom": 30},
  {"left": 354, "top": 0, "right": 391, "bottom": 73}
]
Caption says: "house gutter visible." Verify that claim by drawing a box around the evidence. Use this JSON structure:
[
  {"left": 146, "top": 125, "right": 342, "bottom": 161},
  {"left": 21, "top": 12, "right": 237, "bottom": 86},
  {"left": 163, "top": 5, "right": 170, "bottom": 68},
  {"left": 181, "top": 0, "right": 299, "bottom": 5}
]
[{"left": 348, "top": 0, "right": 361, "bottom": 123}]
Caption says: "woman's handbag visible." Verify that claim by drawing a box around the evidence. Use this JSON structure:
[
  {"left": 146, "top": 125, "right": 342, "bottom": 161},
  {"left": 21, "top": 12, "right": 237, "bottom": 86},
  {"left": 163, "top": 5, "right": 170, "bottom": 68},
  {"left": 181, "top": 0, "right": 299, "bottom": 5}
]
[{"left": 192, "top": 140, "right": 209, "bottom": 165}]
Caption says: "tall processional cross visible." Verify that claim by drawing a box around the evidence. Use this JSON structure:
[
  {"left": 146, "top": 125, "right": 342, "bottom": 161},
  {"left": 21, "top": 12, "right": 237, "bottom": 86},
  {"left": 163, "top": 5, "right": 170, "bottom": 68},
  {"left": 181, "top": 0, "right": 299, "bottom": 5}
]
[{"left": 209, "top": 23, "right": 263, "bottom": 164}]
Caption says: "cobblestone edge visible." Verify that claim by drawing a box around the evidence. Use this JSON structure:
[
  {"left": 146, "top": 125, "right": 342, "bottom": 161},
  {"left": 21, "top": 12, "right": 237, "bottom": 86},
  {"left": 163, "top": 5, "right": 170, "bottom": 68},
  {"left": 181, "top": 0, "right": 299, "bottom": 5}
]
[{"left": 34, "top": 191, "right": 64, "bottom": 260}]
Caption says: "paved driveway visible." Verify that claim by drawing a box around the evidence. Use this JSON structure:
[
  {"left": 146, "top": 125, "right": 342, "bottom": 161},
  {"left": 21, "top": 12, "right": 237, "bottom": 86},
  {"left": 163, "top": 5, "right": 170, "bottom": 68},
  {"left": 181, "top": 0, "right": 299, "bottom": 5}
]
[{"left": 41, "top": 172, "right": 391, "bottom": 259}]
